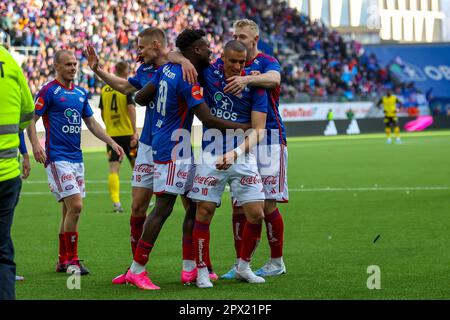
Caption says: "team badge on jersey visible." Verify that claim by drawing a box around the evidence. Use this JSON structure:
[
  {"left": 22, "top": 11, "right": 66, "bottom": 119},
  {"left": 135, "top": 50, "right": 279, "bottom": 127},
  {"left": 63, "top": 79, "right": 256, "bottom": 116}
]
[{"left": 64, "top": 109, "right": 81, "bottom": 125}]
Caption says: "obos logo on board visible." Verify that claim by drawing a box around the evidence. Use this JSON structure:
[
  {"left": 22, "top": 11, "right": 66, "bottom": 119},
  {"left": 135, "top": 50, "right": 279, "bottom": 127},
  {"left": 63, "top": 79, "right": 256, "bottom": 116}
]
[
  {"left": 63, "top": 109, "right": 81, "bottom": 133},
  {"left": 212, "top": 92, "right": 237, "bottom": 121}
]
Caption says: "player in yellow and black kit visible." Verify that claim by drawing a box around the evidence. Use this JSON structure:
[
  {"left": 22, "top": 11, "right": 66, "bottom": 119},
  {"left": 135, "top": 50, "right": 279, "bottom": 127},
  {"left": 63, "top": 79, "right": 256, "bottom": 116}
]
[
  {"left": 99, "top": 61, "right": 138, "bottom": 212},
  {"left": 377, "top": 89, "right": 403, "bottom": 144}
]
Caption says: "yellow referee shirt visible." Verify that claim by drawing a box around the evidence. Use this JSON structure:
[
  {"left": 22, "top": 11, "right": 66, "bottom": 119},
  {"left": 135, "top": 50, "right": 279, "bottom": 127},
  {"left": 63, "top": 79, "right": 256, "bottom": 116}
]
[
  {"left": 99, "top": 85, "right": 135, "bottom": 137},
  {"left": 0, "top": 46, "right": 34, "bottom": 182}
]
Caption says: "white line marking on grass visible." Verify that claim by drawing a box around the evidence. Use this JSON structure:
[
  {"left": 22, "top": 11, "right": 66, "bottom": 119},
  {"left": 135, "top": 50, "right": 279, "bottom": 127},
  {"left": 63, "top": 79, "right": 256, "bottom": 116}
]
[{"left": 21, "top": 186, "right": 449, "bottom": 196}]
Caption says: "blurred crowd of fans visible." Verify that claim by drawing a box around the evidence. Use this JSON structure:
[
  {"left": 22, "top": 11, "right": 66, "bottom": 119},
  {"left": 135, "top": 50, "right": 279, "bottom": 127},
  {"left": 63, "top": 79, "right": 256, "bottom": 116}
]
[{"left": 0, "top": 0, "right": 423, "bottom": 104}]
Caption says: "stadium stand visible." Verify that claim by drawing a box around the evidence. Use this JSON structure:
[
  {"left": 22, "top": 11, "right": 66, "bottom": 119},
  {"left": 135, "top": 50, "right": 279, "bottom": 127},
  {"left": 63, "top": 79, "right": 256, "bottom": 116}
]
[{"left": 0, "top": 0, "right": 421, "bottom": 103}]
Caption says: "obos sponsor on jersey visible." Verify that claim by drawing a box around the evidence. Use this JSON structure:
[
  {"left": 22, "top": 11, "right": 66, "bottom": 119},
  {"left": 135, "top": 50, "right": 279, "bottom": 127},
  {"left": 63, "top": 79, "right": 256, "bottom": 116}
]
[
  {"left": 211, "top": 92, "right": 237, "bottom": 121},
  {"left": 62, "top": 109, "right": 82, "bottom": 134},
  {"left": 191, "top": 85, "right": 203, "bottom": 100}
]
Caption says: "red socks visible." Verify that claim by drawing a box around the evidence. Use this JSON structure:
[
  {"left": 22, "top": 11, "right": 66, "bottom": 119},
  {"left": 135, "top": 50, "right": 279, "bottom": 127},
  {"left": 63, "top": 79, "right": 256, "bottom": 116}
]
[
  {"left": 182, "top": 235, "right": 195, "bottom": 261},
  {"left": 240, "top": 222, "right": 262, "bottom": 262},
  {"left": 133, "top": 239, "right": 153, "bottom": 266},
  {"left": 193, "top": 220, "right": 210, "bottom": 268},
  {"left": 264, "top": 208, "right": 284, "bottom": 258},
  {"left": 64, "top": 232, "right": 78, "bottom": 261},
  {"left": 130, "top": 215, "right": 146, "bottom": 256},
  {"left": 58, "top": 233, "right": 66, "bottom": 263},
  {"left": 232, "top": 213, "right": 247, "bottom": 259}
]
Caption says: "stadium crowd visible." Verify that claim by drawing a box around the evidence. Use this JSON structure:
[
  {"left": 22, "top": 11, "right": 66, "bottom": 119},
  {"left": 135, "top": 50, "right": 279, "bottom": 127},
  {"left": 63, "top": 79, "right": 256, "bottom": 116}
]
[{"left": 0, "top": 0, "right": 413, "bottom": 102}]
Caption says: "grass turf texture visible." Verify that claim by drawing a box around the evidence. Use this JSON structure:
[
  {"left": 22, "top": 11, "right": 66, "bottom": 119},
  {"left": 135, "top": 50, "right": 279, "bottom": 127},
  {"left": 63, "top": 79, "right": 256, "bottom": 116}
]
[{"left": 13, "top": 131, "right": 450, "bottom": 299}]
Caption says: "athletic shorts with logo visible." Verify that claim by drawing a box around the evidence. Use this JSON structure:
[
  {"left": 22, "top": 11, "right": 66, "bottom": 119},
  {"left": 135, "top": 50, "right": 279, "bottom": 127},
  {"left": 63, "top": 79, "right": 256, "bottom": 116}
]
[
  {"left": 188, "top": 153, "right": 265, "bottom": 206},
  {"left": 153, "top": 159, "right": 195, "bottom": 195},
  {"left": 131, "top": 142, "right": 154, "bottom": 190},
  {"left": 233, "top": 144, "right": 288, "bottom": 206},
  {"left": 46, "top": 161, "right": 85, "bottom": 202},
  {"left": 107, "top": 135, "right": 137, "bottom": 163}
]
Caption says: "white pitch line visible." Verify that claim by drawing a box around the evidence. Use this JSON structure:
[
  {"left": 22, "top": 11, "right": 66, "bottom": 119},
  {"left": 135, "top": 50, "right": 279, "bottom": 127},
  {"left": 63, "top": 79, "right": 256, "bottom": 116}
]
[{"left": 21, "top": 186, "right": 449, "bottom": 196}]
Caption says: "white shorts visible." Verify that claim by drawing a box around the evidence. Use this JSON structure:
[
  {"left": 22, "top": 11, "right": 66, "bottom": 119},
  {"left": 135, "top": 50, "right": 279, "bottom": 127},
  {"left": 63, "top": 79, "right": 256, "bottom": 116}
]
[
  {"left": 188, "top": 153, "right": 265, "bottom": 206},
  {"left": 233, "top": 144, "right": 288, "bottom": 206},
  {"left": 131, "top": 142, "right": 154, "bottom": 190},
  {"left": 46, "top": 161, "right": 85, "bottom": 202},
  {"left": 153, "top": 159, "right": 195, "bottom": 195}
]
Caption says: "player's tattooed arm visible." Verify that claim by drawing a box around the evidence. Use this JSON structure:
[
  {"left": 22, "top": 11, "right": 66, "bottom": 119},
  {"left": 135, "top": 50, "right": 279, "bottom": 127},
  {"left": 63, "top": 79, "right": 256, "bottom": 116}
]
[
  {"left": 83, "top": 116, "right": 125, "bottom": 161},
  {"left": 193, "top": 102, "right": 251, "bottom": 131},
  {"left": 168, "top": 50, "right": 198, "bottom": 85},
  {"left": 84, "top": 45, "right": 136, "bottom": 95},
  {"left": 224, "top": 70, "right": 280, "bottom": 95},
  {"left": 216, "top": 111, "right": 266, "bottom": 170},
  {"left": 134, "top": 82, "right": 157, "bottom": 106},
  {"left": 27, "top": 114, "right": 46, "bottom": 164}
]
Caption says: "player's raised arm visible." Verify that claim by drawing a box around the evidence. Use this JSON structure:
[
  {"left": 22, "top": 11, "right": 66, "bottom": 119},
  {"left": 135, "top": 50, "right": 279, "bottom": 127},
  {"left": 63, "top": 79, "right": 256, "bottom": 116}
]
[
  {"left": 192, "top": 102, "right": 251, "bottom": 131},
  {"left": 83, "top": 116, "right": 125, "bottom": 161},
  {"left": 168, "top": 50, "right": 198, "bottom": 85},
  {"left": 84, "top": 45, "right": 137, "bottom": 95}
]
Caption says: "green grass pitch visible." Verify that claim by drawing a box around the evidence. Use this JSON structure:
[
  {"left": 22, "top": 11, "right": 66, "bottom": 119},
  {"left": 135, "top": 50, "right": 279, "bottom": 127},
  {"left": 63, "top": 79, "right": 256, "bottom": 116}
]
[{"left": 13, "top": 131, "right": 450, "bottom": 299}]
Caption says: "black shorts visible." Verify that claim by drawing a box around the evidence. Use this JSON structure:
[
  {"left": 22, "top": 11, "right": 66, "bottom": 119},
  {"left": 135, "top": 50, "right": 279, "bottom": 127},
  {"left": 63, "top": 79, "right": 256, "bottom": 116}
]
[
  {"left": 107, "top": 135, "right": 137, "bottom": 163},
  {"left": 384, "top": 116, "right": 398, "bottom": 127}
]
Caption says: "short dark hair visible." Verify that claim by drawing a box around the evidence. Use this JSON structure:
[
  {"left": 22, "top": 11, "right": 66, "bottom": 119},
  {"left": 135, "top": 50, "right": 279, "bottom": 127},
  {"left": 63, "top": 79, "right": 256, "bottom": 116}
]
[
  {"left": 115, "top": 61, "right": 129, "bottom": 76},
  {"left": 224, "top": 40, "right": 247, "bottom": 54},
  {"left": 175, "top": 29, "right": 206, "bottom": 53},
  {"left": 138, "top": 27, "right": 167, "bottom": 47},
  {"left": 54, "top": 49, "right": 74, "bottom": 64}
]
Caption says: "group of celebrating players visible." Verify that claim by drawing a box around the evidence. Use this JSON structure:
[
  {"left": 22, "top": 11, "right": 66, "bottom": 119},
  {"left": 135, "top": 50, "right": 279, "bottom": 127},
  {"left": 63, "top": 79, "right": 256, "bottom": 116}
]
[{"left": 26, "top": 19, "right": 289, "bottom": 290}]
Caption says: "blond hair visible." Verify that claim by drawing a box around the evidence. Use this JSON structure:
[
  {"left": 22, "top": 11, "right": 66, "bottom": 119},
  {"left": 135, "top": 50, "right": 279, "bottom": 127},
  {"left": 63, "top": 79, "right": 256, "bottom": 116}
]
[{"left": 233, "top": 19, "right": 259, "bottom": 36}]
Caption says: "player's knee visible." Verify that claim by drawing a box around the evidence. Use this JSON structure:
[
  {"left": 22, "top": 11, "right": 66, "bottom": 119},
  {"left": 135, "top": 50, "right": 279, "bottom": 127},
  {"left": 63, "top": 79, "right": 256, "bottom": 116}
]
[
  {"left": 69, "top": 202, "right": 83, "bottom": 215},
  {"left": 246, "top": 207, "right": 264, "bottom": 224},
  {"left": 131, "top": 200, "right": 147, "bottom": 216},
  {"left": 196, "top": 204, "right": 214, "bottom": 220}
]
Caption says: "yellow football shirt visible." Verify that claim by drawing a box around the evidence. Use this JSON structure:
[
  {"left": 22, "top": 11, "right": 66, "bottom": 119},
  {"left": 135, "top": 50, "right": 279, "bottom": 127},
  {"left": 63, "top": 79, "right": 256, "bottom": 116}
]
[
  {"left": 99, "top": 85, "right": 134, "bottom": 137},
  {"left": 382, "top": 95, "right": 399, "bottom": 118}
]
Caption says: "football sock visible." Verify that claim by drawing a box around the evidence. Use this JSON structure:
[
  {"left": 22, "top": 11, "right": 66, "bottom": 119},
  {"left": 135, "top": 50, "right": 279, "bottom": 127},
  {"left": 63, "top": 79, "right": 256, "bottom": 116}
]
[
  {"left": 64, "top": 232, "right": 78, "bottom": 261},
  {"left": 130, "top": 215, "right": 146, "bottom": 256},
  {"left": 264, "top": 208, "right": 284, "bottom": 259},
  {"left": 58, "top": 233, "right": 66, "bottom": 263},
  {"left": 182, "top": 260, "right": 196, "bottom": 272},
  {"left": 394, "top": 126, "right": 400, "bottom": 138},
  {"left": 182, "top": 234, "right": 195, "bottom": 261},
  {"left": 133, "top": 239, "right": 153, "bottom": 266},
  {"left": 232, "top": 213, "right": 246, "bottom": 259},
  {"left": 182, "top": 235, "right": 196, "bottom": 272},
  {"left": 193, "top": 219, "right": 210, "bottom": 269},
  {"left": 385, "top": 127, "right": 391, "bottom": 138},
  {"left": 130, "top": 261, "right": 145, "bottom": 274},
  {"left": 108, "top": 173, "right": 120, "bottom": 204},
  {"left": 240, "top": 221, "right": 262, "bottom": 263}
]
